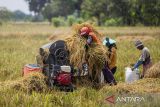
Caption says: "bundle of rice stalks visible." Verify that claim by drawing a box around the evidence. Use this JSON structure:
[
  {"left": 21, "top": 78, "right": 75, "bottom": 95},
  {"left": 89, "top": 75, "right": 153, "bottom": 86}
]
[
  {"left": 72, "top": 23, "right": 103, "bottom": 38},
  {"left": 64, "top": 23, "right": 108, "bottom": 79},
  {"left": 87, "top": 44, "right": 108, "bottom": 77},
  {"left": 145, "top": 61, "right": 160, "bottom": 78},
  {"left": 100, "top": 78, "right": 160, "bottom": 94},
  {"left": 0, "top": 73, "right": 48, "bottom": 93},
  {"left": 65, "top": 34, "right": 86, "bottom": 67}
]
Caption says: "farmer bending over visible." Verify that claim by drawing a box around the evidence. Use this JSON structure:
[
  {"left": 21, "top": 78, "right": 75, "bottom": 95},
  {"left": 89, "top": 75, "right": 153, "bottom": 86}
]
[
  {"left": 103, "top": 37, "right": 117, "bottom": 75},
  {"left": 80, "top": 27, "right": 117, "bottom": 85},
  {"left": 79, "top": 26, "right": 101, "bottom": 82},
  {"left": 132, "top": 40, "right": 152, "bottom": 78},
  {"left": 79, "top": 26, "right": 101, "bottom": 70}
]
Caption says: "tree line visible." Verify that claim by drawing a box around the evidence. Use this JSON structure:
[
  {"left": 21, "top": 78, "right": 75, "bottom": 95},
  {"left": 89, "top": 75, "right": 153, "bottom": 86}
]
[
  {"left": 0, "top": 0, "right": 160, "bottom": 26},
  {"left": 25, "top": 0, "right": 160, "bottom": 26},
  {"left": 0, "top": 7, "right": 33, "bottom": 24}
]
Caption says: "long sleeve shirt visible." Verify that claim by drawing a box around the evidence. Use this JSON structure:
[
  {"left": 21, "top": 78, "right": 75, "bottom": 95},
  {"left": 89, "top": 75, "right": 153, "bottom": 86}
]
[{"left": 108, "top": 47, "right": 117, "bottom": 69}]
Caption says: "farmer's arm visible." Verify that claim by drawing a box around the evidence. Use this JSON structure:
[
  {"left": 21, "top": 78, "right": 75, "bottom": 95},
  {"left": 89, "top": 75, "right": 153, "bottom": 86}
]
[
  {"left": 108, "top": 47, "right": 116, "bottom": 65},
  {"left": 133, "top": 59, "right": 143, "bottom": 69},
  {"left": 133, "top": 51, "right": 146, "bottom": 69}
]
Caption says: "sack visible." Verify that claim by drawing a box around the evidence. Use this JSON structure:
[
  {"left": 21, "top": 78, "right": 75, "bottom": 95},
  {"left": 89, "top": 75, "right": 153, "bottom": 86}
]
[
  {"left": 125, "top": 67, "right": 139, "bottom": 83},
  {"left": 23, "top": 64, "right": 42, "bottom": 76}
]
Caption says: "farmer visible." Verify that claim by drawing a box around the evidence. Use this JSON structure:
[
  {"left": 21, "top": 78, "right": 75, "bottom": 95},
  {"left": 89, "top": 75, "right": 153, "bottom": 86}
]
[
  {"left": 79, "top": 26, "right": 101, "bottom": 68},
  {"left": 132, "top": 40, "right": 152, "bottom": 78},
  {"left": 80, "top": 26, "right": 100, "bottom": 48},
  {"left": 79, "top": 26, "right": 101, "bottom": 83},
  {"left": 103, "top": 37, "right": 117, "bottom": 75},
  {"left": 80, "top": 27, "right": 117, "bottom": 85}
]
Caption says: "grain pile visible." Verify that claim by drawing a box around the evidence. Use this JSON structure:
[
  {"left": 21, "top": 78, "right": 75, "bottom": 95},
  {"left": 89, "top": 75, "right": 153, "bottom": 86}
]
[
  {"left": 144, "top": 61, "right": 160, "bottom": 78},
  {"left": 0, "top": 73, "right": 47, "bottom": 93},
  {"left": 101, "top": 78, "right": 160, "bottom": 94}
]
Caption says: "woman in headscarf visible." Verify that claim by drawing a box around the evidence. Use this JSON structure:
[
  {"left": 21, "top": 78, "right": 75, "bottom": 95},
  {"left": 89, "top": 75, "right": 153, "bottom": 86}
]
[{"left": 103, "top": 37, "right": 117, "bottom": 75}]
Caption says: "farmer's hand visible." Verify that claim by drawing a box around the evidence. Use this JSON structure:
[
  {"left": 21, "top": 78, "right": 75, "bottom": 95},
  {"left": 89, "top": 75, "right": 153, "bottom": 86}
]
[
  {"left": 140, "top": 74, "right": 144, "bottom": 79},
  {"left": 84, "top": 44, "right": 89, "bottom": 51},
  {"left": 130, "top": 63, "right": 135, "bottom": 67},
  {"left": 131, "top": 67, "right": 135, "bottom": 71}
]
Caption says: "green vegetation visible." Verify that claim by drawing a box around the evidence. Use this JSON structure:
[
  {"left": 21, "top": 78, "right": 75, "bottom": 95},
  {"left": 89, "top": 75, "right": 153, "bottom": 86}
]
[
  {"left": 1, "top": 0, "right": 160, "bottom": 26},
  {"left": 0, "top": 7, "right": 33, "bottom": 22},
  {"left": 24, "top": 0, "right": 160, "bottom": 26},
  {"left": 0, "top": 24, "right": 160, "bottom": 106}
]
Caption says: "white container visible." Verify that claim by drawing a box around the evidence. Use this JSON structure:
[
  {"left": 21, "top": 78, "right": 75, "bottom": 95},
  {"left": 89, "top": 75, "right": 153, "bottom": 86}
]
[
  {"left": 125, "top": 67, "right": 140, "bottom": 83},
  {"left": 61, "top": 66, "right": 71, "bottom": 73}
]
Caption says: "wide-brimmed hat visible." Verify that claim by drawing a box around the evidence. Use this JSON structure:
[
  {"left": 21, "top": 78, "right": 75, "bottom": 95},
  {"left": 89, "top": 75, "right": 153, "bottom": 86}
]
[{"left": 135, "top": 40, "right": 143, "bottom": 48}]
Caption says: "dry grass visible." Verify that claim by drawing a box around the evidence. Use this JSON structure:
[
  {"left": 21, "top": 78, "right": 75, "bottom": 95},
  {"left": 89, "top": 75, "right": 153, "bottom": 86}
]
[
  {"left": 72, "top": 23, "right": 103, "bottom": 37},
  {"left": 64, "top": 23, "right": 108, "bottom": 80},
  {"left": 1, "top": 72, "right": 159, "bottom": 95},
  {"left": 0, "top": 73, "right": 47, "bottom": 93},
  {"left": 145, "top": 61, "right": 160, "bottom": 78},
  {"left": 116, "top": 35, "right": 155, "bottom": 42},
  {"left": 0, "top": 23, "right": 160, "bottom": 106},
  {"left": 101, "top": 78, "right": 160, "bottom": 94}
]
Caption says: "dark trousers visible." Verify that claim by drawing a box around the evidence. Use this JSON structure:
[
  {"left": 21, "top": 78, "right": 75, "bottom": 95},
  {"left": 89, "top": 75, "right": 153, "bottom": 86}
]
[
  {"left": 102, "top": 65, "right": 116, "bottom": 84},
  {"left": 111, "top": 66, "right": 117, "bottom": 75}
]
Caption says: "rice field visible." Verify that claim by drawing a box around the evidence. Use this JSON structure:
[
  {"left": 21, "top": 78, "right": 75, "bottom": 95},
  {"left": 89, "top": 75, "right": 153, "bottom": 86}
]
[{"left": 0, "top": 23, "right": 160, "bottom": 107}]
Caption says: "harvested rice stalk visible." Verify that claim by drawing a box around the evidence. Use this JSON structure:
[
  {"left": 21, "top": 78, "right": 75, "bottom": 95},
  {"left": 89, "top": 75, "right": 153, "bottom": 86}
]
[
  {"left": 0, "top": 73, "right": 48, "bottom": 93},
  {"left": 21, "top": 73, "right": 47, "bottom": 92},
  {"left": 100, "top": 78, "right": 160, "bottom": 94},
  {"left": 87, "top": 44, "right": 108, "bottom": 77},
  {"left": 145, "top": 61, "right": 160, "bottom": 78},
  {"left": 72, "top": 23, "right": 103, "bottom": 38},
  {"left": 64, "top": 23, "right": 108, "bottom": 80},
  {"left": 65, "top": 35, "right": 86, "bottom": 67}
]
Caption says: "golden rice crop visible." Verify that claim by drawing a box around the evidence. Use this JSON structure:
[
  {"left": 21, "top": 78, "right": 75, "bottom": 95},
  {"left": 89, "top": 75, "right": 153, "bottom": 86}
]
[{"left": 145, "top": 61, "right": 160, "bottom": 78}]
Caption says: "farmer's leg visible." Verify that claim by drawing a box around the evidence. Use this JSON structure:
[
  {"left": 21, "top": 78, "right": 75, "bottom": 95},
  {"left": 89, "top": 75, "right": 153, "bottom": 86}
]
[
  {"left": 143, "top": 62, "right": 152, "bottom": 78},
  {"left": 111, "top": 66, "right": 117, "bottom": 75},
  {"left": 102, "top": 67, "right": 116, "bottom": 85}
]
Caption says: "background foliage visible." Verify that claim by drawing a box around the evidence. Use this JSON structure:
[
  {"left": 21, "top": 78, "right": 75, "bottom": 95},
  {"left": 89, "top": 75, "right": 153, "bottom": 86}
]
[{"left": 0, "top": 0, "right": 160, "bottom": 26}]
